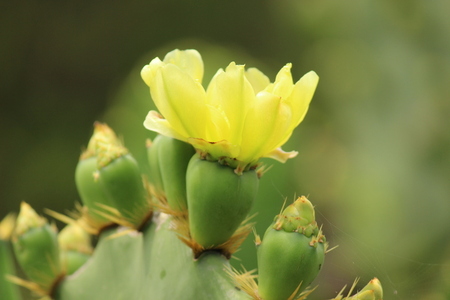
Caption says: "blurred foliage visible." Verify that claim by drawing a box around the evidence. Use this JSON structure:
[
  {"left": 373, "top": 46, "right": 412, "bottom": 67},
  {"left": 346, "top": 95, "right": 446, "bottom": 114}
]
[{"left": 1, "top": 1, "right": 449, "bottom": 299}]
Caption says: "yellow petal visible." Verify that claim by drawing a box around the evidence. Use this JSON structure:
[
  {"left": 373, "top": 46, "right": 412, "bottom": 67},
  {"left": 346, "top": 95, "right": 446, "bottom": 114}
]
[
  {"left": 162, "top": 49, "right": 204, "bottom": 83},
  {"left": 143, "top": 110, "right": 187, "bottom": 141},
  {"left": 205, "top": 104, "right": 230, "bottom": 142},
  {"left": 239, "top": 91, "right": 292, "bottom": 163},
  {"left": 287, "top": 70, "right": 319, "bottom": 130},
  {"left": 264, "top": 148, "right": 298, "bottom": 163},
  {"left": 239, "top": 92, "right": 280, "bottom": 161},
  {"left": 270, "top": 131, "right": 293, "bottom": 153},
  {"left": 206, "top": 62, "right": 255, "bottom": 145},
  {"left": 259, "top": 101, "right": 293, "bottom": 158},
  {"left": 141, "top": 57, "right": 164, "bottom": 87},
  {"left": 152, "top": 63, "right": 209, "bottom": 138},
  {"left": 245, "top": 67, "right": 270, "bottom": 94},
  {"left": 274, "top": 70, "right": 319, "bottom": 149},
  {"left": 266, "top": 63, "right": 294, "bottom": 98}
]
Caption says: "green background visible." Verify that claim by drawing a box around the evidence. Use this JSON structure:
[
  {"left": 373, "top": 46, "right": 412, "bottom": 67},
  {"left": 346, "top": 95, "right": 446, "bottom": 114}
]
[{"left": 1, "top": 1, "right": 449, "bottom": 299}]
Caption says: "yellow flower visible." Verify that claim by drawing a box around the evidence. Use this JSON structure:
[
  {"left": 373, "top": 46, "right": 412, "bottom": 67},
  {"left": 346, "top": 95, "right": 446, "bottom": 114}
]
[{"left": 141, "top": 49, "right": 318, "bottom": 171}]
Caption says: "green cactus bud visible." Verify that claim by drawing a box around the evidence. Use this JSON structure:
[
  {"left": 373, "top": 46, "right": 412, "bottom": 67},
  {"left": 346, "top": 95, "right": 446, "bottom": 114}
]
[
  {"left": 98, "top": 153, "right": 151, "bottom": 228},
  {"left": 75, "top": 155, "right": 115, "bottom": 227},
  {"left": 157, "top": 135, "right": 195, "bottom": 212},
  {"left": 146, "top": 135, "right": 165, "bottom": 199},
  {"left": 0, "top": 214, "right": 21, "bottom": 300},
  {"left": 346, "top": 278, "right": 383, "bottom": 300},
  {"left": 186, "top": 154, "right": 259, "bottom": 248},
  {"left": 12, "top": 202, "right": 62, "bottom": 293},
  {"left": 347, "top": 290, "right": 377, "bottom": 300},
  {"left": 58, "top": 223, "right": 92, "bottom": 275},
  {"left": 257, "top": 196, "right": 326, "bottom": 300},
  {"left": 76, "top": 122, "right": 129, "bottom": 229},
  {"left": 79, "top": 122, "right": 151, "bottom": 229}
]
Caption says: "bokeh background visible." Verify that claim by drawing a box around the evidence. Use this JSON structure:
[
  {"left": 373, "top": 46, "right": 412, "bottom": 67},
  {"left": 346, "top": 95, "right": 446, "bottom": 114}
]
[{"left": 1, "top": 1, "right": 449, "bottom": 299}]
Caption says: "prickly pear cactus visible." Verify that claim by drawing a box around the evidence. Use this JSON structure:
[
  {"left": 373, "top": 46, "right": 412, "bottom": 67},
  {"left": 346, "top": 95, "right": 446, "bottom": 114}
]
[{"left": 1, "top": 49, "right": 384, "bottom": 300}]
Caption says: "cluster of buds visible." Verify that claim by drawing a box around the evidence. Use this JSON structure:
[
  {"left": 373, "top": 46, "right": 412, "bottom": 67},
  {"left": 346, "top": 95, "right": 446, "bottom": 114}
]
[
  {"left": 12, "top": 202, "right": 62, "bottom": 294},
  {"left": 5, "top": 123, "right": 152, "bottom": 297},
  {"left": 10, "top": 203, "right": 93, "bottom": 297}
]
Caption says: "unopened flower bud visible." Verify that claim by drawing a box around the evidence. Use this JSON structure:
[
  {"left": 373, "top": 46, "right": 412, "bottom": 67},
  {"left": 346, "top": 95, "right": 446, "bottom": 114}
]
[
  {"left": 77, "top": 123, "right": 151, "bottom": 229},
  {"left": 257, "top": 196, "right": 326, "bottom": 300},
  {"left": 12, "top": 202, "right": 62, "bottom": 292},
  {"left": 347, "top": 278, "right": 383, "bottom": 300},
  {"left": 75, "top": 155, "right": 115, "bottom": 227},
  {"left": 98, "top": 152, "right": 150, "bottom": 228},
  {"left": 58, "top": 223, "right": 92, "bottom": 275}
]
